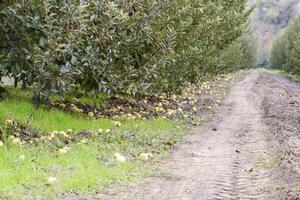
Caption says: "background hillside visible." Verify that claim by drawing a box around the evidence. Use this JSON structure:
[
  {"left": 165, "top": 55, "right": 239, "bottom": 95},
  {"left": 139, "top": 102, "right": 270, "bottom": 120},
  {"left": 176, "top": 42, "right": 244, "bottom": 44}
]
[{"left": 250, "top": 0, "right": 300, "bottom": 65}]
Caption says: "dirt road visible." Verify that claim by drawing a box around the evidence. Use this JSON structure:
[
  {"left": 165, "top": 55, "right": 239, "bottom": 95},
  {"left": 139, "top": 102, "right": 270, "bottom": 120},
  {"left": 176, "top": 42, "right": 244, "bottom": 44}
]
[{"left": 96, "top": 70, "right": 300, "bottom": 200}]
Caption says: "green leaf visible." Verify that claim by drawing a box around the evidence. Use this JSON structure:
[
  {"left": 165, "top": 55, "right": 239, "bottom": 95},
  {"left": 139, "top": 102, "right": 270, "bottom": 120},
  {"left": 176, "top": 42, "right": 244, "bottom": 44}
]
[{"left": 71, "top": 56, "right": 78, "bottom": 65}]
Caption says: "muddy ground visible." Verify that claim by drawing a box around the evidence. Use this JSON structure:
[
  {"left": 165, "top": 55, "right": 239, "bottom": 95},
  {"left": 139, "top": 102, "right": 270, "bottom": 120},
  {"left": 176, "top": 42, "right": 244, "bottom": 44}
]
[{"left": 67, "top": 69, "right": 300, "bottom": 200}]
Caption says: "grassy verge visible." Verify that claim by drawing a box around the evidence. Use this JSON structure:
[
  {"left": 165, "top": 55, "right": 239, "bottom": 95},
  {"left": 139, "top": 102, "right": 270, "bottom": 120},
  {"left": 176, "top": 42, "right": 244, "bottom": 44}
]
[
  {"left": 0, "top": 99, "right": 113, "bottom": 132},
  {"left": 4, "top": 87, "right": 111, "bottom": 108},
  {"left": 269, "top": 68, "right": 300, "bottom": 82},
  {"left": 0, "top": 99, "right": 185, "bottom": 199}
]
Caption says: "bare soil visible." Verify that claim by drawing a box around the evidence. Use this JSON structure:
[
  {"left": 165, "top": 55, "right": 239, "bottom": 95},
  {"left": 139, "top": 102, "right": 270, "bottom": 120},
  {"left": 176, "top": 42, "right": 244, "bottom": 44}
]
[{"left": 69, "top": 70, "right": 300, "bottom": 200}]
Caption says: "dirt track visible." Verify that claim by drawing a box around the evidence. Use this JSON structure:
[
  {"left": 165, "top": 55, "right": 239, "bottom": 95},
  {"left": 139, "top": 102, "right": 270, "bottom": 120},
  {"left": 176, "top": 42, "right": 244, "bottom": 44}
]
[{"left": 85, "top": 70, "right": 300, "bottom": 200}]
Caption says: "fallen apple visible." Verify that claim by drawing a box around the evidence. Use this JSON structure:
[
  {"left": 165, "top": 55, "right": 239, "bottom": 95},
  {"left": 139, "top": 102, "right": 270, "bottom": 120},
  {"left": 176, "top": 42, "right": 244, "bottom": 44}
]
[
  {"left": 97, "top": 128, "right": 104, "bottom": 134},
  {"left": 138, "top": 153, "right": 153, "bottom": 161},
  {"left": 88, "top": 112, "right": 94, "bottom": 117},
  {"left": 12, "top": 138, "right": 21, "bottom": 145},
  {"left": 113, "top": 121, "right": 122, "bottom": 127},
  {"left": 19, "top": 154, "right": 25, "bottom": 161},
  {"left": 47, "top": 176, "right": 59, "bottom": 185},
  {"left": 4, "top": 119, "right": 14, "bottom": 126},
  {"left": 114, "top": 153, "right": 126, "bottom": 162},
  {"left": 58, "top": 147, "right": 70, "bottom": 155},
  {"left": 80, "top": 139, "right": 87, "bottom": 144}
]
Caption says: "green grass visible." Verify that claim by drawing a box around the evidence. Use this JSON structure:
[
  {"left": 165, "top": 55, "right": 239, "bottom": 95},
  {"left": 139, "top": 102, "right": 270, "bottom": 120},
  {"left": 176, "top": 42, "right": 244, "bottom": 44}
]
[
  {"left": 0, "top": 100, "right": 114, "bottom": 132},
  {"left": 269, "top": 68, "right": 300, "bottom": 82},
  {"left": 5, "top": 86, "right": 111, "bottom": 108},
  {"left": 257, "top": 156, "right": 283, "bottom": 169},
  {"left": 0, "top": 96, "right": 186, "bottom": 199},
  {"left": 0, "top": 144, "right": 143, "bottom": 199}
]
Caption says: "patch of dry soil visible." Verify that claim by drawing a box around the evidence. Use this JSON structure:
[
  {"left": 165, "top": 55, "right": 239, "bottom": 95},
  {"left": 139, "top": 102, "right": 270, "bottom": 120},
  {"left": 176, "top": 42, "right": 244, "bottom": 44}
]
[{"left": 259, "top": 71, "right": 300, "bottom": 199}]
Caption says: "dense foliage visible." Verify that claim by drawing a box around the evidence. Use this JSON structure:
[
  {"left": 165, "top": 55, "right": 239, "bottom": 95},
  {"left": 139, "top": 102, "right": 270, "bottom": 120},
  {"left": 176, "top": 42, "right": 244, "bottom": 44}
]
[
  {"left": 0, "top": 0, "right": 252, "bottom": 103},
  {"left": 218, "top": 33, "right": 256, "bottom": 73},
  {"left": 271, "top": 16, "right": 300, "bottom": 74}
]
